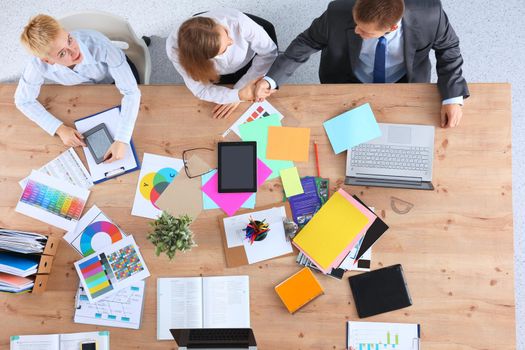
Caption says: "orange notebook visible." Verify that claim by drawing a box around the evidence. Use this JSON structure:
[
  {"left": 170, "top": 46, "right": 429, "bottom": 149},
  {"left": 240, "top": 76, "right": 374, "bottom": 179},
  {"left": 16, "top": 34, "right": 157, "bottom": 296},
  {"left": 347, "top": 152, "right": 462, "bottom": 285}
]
[{"left": 275, "top": 267, "right": 324, "bottom": 314}]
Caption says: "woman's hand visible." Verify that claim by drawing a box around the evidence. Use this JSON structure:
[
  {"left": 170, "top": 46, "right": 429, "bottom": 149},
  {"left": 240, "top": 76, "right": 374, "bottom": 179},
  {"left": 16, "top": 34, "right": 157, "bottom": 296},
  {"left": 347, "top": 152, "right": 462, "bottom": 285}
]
[
  {"left": 56, "top": 124, "right": 86, "bottom": 147},
  {"left": 103, "top": 141, "right": 127, "bottom": 163},
  {"left": 212, "top": 102, "right": 241, "bottom": 119}
]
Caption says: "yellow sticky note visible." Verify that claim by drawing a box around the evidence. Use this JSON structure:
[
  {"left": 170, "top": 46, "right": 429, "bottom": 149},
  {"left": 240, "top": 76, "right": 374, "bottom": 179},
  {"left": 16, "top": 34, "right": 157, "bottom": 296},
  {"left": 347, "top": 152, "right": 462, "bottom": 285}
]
[
  {"left": 280, "top": 167, "right": 304, "bottom": 197},
  {"left": 267, "top": 126, "right": 311, "bottom": 162}
]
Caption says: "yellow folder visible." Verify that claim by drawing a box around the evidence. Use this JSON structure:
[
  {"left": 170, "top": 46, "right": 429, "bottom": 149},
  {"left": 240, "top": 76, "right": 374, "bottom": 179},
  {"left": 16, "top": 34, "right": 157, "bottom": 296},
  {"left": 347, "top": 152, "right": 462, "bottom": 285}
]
[
  {"left": 275, "top": 267, "right": 324, "bottom": 313},
  {"left": 292, "top": 189, "right": 374, "bottom": 273}
]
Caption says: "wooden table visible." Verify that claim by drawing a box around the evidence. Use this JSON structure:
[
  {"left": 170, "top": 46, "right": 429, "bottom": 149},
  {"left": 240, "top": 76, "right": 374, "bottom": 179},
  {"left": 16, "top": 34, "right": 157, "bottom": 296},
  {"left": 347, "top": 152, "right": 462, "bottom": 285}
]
[{"left": 0, "top": 83, "right": 514, "bottom": 349}]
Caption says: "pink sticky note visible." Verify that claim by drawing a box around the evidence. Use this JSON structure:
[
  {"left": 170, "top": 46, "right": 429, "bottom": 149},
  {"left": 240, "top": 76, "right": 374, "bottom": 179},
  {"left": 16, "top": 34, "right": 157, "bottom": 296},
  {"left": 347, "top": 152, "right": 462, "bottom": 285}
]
[{"left": 201, "top": 159, "right": 272, "bottom": 216}]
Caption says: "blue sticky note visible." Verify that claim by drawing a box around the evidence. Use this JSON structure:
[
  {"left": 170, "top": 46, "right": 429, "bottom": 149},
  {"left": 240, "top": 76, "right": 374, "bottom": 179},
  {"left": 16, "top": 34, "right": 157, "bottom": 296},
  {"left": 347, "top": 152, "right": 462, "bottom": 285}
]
[
  {"left": 201, "top": 170, "right": 255, "bottom": 210},
  {"left": 323, "top": 103, "right": 382, "bottom": 154}
]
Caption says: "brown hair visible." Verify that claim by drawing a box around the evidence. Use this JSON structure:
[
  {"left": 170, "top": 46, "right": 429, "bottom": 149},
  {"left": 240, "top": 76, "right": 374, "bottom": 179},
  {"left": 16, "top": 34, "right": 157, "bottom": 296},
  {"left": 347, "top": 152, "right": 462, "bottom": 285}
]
[
  {"left": 20, "top": 14, "right": 63, "bottom": 58},
  {"left": 353, "top": 0, "right": 405, "bottom": 29},
  {"left": 177, "top": 17, "right": 221, "bottom": 83}
]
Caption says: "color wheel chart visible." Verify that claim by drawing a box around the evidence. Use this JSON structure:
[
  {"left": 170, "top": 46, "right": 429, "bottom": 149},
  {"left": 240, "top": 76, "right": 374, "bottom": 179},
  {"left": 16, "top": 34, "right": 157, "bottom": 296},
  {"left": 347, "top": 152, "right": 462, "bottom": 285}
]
[
  {"left": 78, "top": 255, "right": 114, "bottom": 300},
  {"left": 139, "top": 167, "right": 178, "bottom": 208},
  {"left": 80, "top": 221, "right": 123, "bottom": 256},
  {"left": 20, "top": 179, "right": 84, "bottom": 221}
]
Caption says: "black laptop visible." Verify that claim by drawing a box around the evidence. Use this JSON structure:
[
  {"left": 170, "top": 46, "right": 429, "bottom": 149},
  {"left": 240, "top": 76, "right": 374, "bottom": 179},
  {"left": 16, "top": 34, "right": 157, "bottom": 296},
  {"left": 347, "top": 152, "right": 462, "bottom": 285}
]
[{"left": 170, "top": 328, "right": 257, "bottom": 350}]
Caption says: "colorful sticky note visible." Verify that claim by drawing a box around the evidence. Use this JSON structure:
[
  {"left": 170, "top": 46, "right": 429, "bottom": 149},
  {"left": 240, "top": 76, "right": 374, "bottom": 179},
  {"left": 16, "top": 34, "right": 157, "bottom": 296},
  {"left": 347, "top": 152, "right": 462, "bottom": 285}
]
[
  {"left": 201, "top": 159, "right": 272, "bottom": 216},
  {"left": 238, "top": 114, "right": 294, "bottom": 179},
  {"left": 267, "top": 126, "right": 311, "bottom": 162},
  {"left": 280, "top": 167, "right": 304, "bottom": 197},
  {"left": 201, "top": 170, "right": 256, "bottom": 210},
  {"left": 322, "top": 103, "right": 381, "bottom": 154}
]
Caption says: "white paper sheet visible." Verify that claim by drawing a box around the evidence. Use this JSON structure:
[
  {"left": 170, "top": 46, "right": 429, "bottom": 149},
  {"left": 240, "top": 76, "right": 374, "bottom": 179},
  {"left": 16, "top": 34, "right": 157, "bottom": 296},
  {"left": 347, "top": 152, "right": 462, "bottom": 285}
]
[
  {"left": 10, "top": 334, "right": 59, "bottom": 350},
  {"left": 157, "top": 277, "right": 203, "bottom": 340},
  {"left": 131, "top": 153, "right": 184, "bottom": 219},
  {"left": 202, "top": 276, "right": 250, "bottom": 328},
  {"left": 347, "top": 321, "right": 420, "bottom": 350},
  {"left": 74, "top": 281, "right": 145, "bottom": 329},
  {"left": 19, "top": 148, "right": 93, "bottom": 190},
  {"left": 63, "top": 205, "right": 127, "bottom": 257},
  {"left": 74, "top": 236, "right": 150, "bottom": 303},
  {"left": 222, "top": 100, "right": 284, "bottom": 137},
  {"left": 74, "top": 107, "right": 137, "bottom": 182},
  {"left": 15, "top": 170, "right": 90, "bottom": 231}
]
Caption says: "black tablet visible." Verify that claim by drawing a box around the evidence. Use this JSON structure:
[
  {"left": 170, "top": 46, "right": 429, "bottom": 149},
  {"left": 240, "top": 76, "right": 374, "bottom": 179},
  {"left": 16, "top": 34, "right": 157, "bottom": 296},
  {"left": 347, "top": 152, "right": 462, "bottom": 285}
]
[
  {"left": 349, "top": 264, "right": 412, "bottom": 318},
  {"left": 83, "top": 123, "right": 114, "bottom": 164},
  {"left": 218, "top": 142, "right": 257, "bottom": 193}
]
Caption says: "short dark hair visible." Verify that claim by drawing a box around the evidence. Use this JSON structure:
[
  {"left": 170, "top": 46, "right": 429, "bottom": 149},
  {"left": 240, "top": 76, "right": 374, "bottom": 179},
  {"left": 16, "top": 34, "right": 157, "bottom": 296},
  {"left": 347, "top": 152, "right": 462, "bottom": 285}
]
[{"left": 353, "top": 0, "right": 405, "bottom": 29}]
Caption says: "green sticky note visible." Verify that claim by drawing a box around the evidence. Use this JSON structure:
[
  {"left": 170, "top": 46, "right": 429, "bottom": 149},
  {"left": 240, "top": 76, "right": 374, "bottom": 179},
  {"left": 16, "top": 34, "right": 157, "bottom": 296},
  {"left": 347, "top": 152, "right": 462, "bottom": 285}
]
[
  {"left": 280, "top": 167, "right": 304, "bottom": 197},
  {"left": 99, "top": 331, "right": 110, "bottom": 336},
  {"left": 11, "top": 336, "right": 20, "bottom": 341},
  {"left": 238, "top": 114, "right": 294, "bottom": 179}
]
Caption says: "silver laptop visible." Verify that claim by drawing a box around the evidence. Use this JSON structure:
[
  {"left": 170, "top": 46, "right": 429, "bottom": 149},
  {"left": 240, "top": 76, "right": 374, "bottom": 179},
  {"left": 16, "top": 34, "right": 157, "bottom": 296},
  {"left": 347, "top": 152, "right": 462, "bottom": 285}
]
[
  {"left": 170, "top": 328, "right": 257, "bottom": 350},
  {"left": 345, "top": 123, "right": 435, "bottom": 190}
]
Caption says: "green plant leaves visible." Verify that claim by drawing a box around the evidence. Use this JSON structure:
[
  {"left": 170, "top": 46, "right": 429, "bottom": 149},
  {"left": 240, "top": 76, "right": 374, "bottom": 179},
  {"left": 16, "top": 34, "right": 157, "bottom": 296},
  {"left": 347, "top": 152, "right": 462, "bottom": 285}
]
[{"left": 147, "top": 212, "right": 197, "bottom": 261}]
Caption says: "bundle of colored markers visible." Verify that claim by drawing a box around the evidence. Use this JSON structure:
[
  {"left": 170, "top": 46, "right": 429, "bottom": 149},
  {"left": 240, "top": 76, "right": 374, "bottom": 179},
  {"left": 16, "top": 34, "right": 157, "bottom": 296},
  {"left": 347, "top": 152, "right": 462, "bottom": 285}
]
[{"left": 243, "top": 217, "right": 270, "bottom": 244}]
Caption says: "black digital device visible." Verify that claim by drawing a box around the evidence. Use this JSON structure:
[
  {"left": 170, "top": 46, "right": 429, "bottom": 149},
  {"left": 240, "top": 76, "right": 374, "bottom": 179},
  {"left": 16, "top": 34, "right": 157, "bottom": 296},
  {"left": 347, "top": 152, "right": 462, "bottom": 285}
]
[
  {"left": 349, "top": 264, "right": 412, "bottom": 318},
  {"left": 218, "top": 142, "right": 257, "bottom": 193},
  {"left": 80, "top": 341, "right": 97, "bottom": 350},
  {"left": 83, "top": 123, "right": 114, "bottom": 164}
]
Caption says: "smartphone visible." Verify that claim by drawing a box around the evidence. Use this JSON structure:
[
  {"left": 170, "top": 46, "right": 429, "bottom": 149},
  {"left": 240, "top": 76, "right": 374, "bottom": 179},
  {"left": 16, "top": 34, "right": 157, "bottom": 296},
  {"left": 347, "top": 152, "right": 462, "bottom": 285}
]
[{"left": 80, "top": 340, "right": 97, "bottom": 350}]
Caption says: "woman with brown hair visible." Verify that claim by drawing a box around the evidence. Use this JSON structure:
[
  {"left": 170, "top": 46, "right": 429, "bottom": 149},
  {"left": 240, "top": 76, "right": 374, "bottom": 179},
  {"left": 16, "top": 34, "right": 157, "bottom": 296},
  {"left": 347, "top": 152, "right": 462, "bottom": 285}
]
[{"left": 166, "top": 8, "right": 278, "bottom": 119}]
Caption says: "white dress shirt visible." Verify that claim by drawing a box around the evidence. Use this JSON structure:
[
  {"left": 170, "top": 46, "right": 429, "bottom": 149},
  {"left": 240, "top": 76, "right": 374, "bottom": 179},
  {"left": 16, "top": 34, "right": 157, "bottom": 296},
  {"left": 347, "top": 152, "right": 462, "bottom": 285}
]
[
  {"left": 14, "top": 29, "right": 141, "bottom": 143},
  {"left": 166, "top": 8, "right": 278, "bottom": 104},
  {"left": 266, "top": 21, "right": 462, "bottom": 105}
]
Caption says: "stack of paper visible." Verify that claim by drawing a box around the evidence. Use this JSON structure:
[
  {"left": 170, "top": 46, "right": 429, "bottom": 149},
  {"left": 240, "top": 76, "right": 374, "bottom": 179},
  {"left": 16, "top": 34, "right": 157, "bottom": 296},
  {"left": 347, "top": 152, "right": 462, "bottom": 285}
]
[
  {"left": 0, "top": 229, "right": 47, "bottom": 254},
  {"left": 292, "top": 189, "right": 376, "bottom": 273},
  {"left": 238, "top": 114, "right": 294, "bottom": 179},
  {"left": 0, "top": 272, "right": 34, "bottom": 293},
  {"left": 0, "top": 252, "right": 39, "bottom": 277}
]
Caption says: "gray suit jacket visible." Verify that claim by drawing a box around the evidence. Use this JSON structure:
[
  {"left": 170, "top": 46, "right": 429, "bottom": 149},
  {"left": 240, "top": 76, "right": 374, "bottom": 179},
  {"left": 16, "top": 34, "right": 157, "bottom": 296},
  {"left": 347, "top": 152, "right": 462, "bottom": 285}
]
[{"left": 267, "top": 0, "right": 469, "bottom": 100}]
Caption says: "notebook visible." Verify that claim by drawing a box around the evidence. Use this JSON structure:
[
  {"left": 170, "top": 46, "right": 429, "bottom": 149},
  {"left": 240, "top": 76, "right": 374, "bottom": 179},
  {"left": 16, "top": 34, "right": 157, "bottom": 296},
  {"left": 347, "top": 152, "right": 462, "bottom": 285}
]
[
  {"left": 157, "top": 276, "right": 250, "bottom": 340},
  {"left": 75, "top": 281, "right": 145, "bottom": 329},
  {"left": 275, "top": 267, "right": 324, "bottom": 314},
  {"left": 10, "top": 331, "right": 110, "bottom": 350},
  {"left": 0, "top": 272, "right": 34, "bottom": 293},
  {"left": 292, "top": 189, "right": 375, "bottom": 273},
  {"left": 349, "top": 264, "right": 412, "bottom": 318}
]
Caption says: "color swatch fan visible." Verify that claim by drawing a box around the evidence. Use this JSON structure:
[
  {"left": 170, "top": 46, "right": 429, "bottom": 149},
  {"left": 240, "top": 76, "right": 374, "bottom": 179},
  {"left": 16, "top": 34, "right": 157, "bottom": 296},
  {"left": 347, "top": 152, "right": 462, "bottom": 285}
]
[
  {"left": 64, "top": 205, "right": 127, "bottom": 256},
  {"left": 132, "top": 153, "right": 184, "bottom": 219}
]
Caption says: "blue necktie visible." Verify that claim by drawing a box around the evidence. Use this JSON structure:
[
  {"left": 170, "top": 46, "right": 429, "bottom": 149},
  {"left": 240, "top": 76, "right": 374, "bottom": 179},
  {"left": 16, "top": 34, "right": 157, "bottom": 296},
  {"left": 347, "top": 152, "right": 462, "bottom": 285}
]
[{"left": 373, "top": 36, "right": 387, "bottom": 83}]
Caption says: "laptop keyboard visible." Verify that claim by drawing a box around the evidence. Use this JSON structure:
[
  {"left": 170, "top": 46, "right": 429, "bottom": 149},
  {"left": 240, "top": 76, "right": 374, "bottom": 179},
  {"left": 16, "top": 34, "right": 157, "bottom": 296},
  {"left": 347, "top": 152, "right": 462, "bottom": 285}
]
[
  {"left": 189, "top": 328, "right": 250, "bottom": 342},
  {"left": 350, "top": 144, "right": 431, "bottom": 171}
]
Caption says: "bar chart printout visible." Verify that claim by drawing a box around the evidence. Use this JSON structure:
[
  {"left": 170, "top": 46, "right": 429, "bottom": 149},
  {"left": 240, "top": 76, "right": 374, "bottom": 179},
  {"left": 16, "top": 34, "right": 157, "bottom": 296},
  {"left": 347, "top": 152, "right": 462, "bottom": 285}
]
[{"left": 347, "top": 322, "right": 420, "bottom": 350}]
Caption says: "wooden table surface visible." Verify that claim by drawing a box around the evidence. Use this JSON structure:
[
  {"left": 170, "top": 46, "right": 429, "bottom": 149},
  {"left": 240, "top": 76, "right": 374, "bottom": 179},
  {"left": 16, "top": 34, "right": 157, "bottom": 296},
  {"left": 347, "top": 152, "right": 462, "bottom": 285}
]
[{"left": 0, "top": 83, "right": 515, "bottom": 349}]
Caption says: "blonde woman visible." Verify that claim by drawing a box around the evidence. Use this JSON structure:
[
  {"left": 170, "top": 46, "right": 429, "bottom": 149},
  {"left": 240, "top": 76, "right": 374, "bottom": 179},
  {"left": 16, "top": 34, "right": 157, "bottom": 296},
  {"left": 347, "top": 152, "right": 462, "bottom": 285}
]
[
  {"left": 15, "top": 14, "right": 141, "bottom": 162},
  {"left": 166, "top": 8, "right": 278, "bottom": 119}
]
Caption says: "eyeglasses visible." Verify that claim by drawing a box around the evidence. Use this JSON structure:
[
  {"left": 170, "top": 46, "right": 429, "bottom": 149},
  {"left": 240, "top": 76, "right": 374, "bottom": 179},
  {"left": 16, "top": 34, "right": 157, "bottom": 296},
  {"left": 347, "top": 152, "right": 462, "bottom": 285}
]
[{"left": 182, "top": 147, "right": 216, "bottom": 178}]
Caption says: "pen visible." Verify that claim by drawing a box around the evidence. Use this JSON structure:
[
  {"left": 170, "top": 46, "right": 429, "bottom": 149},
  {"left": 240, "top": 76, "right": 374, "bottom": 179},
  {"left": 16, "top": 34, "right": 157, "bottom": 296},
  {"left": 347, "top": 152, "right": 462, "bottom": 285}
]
[{"left": 314, "top": 142, "right": 321, "bottom": 177}]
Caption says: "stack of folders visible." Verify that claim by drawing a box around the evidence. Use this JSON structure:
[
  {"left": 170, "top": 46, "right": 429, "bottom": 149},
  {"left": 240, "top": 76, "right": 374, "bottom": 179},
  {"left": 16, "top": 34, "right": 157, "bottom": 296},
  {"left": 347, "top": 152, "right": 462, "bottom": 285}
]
[
  {"left": 292, "top": 189, "right": 388, "bottom": 277},
  {"left": 0, "top": 229, "right": 48, "bottom": 254},
  {"left": 0, "top": 229, "right": 48, "bottom": 293}
]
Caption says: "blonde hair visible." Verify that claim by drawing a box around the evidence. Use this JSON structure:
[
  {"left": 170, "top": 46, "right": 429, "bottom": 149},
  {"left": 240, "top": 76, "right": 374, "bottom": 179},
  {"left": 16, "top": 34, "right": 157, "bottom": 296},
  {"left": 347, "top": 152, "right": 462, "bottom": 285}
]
[
  {"left": 177, "top": 17, "right": 221, "bottom": 83},
  {"left": 20, "top": 14, "right": 63, "bottom": 58}
]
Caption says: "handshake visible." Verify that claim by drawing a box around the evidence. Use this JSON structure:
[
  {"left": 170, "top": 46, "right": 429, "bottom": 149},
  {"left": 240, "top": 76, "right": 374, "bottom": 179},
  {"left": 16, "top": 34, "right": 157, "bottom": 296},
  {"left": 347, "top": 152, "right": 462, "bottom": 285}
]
[{"left": 238, "top": 77, "right": 277, "bottom": 102}]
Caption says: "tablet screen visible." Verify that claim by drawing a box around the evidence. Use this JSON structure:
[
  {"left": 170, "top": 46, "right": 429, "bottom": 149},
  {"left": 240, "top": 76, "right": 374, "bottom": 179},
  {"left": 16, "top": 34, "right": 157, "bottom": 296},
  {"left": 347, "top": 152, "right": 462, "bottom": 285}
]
[
  {"left": 86, "top": 128, "right": 112, "bottom": 160},
  {"left": 218, "top": 142, "right": 257, "bottom": 193}
]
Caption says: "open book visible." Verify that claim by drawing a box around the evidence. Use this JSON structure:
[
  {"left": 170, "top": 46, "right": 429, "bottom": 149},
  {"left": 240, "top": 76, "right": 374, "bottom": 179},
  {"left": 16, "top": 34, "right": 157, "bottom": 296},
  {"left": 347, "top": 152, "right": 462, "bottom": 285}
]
[
  {"left": 157, "top": 276, "right": 250, "bottom": 340},
  {"left": 10, "top": 331, "right": 109, "bottom": 350}
]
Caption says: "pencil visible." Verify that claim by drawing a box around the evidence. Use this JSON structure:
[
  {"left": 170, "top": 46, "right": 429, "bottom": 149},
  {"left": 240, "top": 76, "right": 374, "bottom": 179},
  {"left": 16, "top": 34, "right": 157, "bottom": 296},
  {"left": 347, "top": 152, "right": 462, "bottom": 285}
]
[{"left": 314, "top": 142, "right": 321, "bottom": 177}]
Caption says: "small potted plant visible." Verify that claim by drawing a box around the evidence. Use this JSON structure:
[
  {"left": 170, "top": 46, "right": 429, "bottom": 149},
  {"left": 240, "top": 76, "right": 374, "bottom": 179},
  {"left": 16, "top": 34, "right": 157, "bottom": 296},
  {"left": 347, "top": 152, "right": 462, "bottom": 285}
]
[{"left": 147, "top": 212, "right": 196, "bottom": 260}]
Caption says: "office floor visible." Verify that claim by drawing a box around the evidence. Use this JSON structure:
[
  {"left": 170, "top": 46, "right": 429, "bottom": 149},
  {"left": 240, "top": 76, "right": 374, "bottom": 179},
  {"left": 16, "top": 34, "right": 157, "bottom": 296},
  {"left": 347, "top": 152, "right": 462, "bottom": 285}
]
[{"left": 1, "top": 0, "right": 524, "bottom": 347}]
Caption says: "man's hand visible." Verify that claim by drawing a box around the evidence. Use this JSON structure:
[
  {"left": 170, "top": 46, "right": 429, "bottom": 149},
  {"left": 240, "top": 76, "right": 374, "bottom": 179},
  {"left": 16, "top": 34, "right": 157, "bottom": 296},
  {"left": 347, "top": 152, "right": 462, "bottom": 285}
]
[
  {"left": 103, "top": 141, "right": 127, "bottom": 163},
  {"left": 56, "top": 124, "right": 86, "bottom": 147},
  {"left": 238, "top": 78, "right": 262, "bottom": 102},
  {"left": 254, "top": 79, "right": 275, "bottom": 102},
  {"left": 440, "top": 104, "right": 463, "bottom": 128},
  {"left": 212, "top": 102, "right": 240, "bottom": 119}
]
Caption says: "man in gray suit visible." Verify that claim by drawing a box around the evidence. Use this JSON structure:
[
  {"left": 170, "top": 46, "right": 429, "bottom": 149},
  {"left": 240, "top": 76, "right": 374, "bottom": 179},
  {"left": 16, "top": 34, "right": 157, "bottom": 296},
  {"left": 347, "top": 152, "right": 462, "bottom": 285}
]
[{"left": 255, "top": 0, "right": 469, "bottom": 128}]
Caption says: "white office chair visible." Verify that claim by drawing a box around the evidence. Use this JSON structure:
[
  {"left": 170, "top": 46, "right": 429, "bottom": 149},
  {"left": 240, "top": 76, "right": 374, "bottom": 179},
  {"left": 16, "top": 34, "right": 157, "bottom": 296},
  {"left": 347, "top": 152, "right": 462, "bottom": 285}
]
[{"left": 59, "top": 11, "right": 151, "bottom": 84}]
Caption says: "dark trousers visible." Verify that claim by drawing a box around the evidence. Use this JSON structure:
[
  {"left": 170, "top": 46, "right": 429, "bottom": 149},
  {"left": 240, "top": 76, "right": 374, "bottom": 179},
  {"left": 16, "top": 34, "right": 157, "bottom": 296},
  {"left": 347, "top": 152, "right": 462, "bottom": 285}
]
[{"left": 218, "top": 14, "right": 278, "bottom": 85}]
